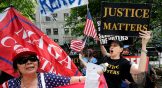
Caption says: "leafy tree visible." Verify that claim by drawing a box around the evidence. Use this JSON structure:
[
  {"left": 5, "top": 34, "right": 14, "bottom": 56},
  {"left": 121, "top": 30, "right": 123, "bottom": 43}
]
[
  {"left": 0, "top": 0, "right": 37, "bottom": 22},
  {"left": 64, "top": 0, "right": 162, "bottom": 45}
]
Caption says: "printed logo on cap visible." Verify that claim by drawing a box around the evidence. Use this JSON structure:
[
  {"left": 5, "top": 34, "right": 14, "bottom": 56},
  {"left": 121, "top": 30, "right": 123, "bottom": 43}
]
[{"left": 16, "top": 48, "right": 30, "bottom": 54}]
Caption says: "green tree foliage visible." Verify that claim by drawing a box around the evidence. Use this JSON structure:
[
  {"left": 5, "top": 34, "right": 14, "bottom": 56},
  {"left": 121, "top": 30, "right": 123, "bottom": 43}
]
[
  {"left": 0, "top": 0, "right": 37, "bottom": 22},
  {"left": 64, "top": 0, "right": 162, "bottom": 44}
]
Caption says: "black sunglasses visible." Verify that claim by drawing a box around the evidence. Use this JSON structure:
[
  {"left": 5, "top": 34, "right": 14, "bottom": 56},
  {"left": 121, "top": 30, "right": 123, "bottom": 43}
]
[{"left": 16, "top": 56, "right": 38, "bottom": 65}]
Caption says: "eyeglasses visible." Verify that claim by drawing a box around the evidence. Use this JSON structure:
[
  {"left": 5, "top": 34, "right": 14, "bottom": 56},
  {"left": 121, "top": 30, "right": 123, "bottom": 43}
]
[{"left": 17, "top": 56, "right": 38, "bottom": 65}]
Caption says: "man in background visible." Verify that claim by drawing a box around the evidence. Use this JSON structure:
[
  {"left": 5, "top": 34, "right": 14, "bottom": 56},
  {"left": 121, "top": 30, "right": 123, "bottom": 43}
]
[{"left": 122, "top": 45, "right": 131, "bottom": 56}]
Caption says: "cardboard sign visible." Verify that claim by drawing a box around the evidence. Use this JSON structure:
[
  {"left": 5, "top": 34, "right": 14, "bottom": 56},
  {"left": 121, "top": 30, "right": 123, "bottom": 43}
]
[
  {"left": 96, "top": 17, "right": 133, "bottom": 45},
  {"left": 101, "top": 2, "right": 152, "bottom": 37},
  {"left": 123, "top": 56, "right": 149, "bottom": 71},
  {"left": 69, "top": 55, "right": 81, "bottom": 72}
]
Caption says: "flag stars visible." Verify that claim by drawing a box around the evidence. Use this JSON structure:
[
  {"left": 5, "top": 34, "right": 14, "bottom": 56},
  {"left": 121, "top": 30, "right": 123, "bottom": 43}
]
[{"left": 6, "top": 73, "right": 70, "bottom": 88}]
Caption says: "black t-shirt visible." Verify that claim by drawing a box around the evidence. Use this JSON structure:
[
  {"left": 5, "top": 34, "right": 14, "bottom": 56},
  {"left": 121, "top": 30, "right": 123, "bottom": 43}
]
[
  {"left": 95, "top": 56, "right": 132, "bottom": 88},
  {"left": 122, "top": 55, "right": 134, "bottom": 82}
]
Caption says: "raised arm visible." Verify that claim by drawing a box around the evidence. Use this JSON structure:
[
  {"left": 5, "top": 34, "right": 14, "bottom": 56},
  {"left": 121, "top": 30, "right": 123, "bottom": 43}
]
[
  {"left": 100, "top": 45, "right": 111, "bottom": 57},
  {"left": 79, "top": 53, "right": 88, "bottom": 68},
  {"left": 96, "top": 36, "right": 111, "bottom": 57},
  {"left": 130, "top": 31, "right": 151, "bottom": 74}
]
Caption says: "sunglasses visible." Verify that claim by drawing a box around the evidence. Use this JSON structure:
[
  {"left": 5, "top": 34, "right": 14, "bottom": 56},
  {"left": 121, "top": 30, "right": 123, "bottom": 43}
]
[{"left": 16, "top": 56, "right": 38, "bottom": 65}]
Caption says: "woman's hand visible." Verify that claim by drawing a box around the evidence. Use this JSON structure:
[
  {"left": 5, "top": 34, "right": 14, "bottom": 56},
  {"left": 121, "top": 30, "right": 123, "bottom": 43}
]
[
  {"left": 80, "top": 76, "right": 86, "bottom": 82},
  {"left": 79, "top": 53, "right": 82, "bottom": 60},
  {"left": 139, "top": 31, "right": 151, "bottom": 45},
  {"left": 79, "top": 53, "right": 88, "bottom": 68},
  {"left": 155, "top": 74, "right": 158, "bottom": 79},
  {"left": 96, "top": 36, "right": 99, "bottom": 41},
  {"left": 97, "top": 71, "right": 103, "bottom": 75}
]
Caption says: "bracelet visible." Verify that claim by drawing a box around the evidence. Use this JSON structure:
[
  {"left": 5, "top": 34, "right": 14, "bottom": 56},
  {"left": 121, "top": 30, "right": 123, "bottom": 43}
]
[
  {"left": 79, "top": 77, "right": 81, "bottom": 82},
  {"left": 141, "top": 49, "right": 148, "bottom": 53}
]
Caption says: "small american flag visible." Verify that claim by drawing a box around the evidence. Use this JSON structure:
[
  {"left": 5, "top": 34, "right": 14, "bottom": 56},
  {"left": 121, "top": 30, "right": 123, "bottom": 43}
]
[
  {"left": 70, "top": 36, "right": 87, "bottom": 52},
  {"left": 84, "top": 10, "right": 97, "bottom": 38}
]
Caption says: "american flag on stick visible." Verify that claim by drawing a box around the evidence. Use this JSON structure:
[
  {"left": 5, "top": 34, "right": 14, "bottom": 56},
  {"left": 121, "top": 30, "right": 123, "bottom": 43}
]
[
  {"left": 84, "top": 10, "right": 97, "bottom": 38},
  {"left": 70, "top": 36, "right": 87, "bottom": 52}
]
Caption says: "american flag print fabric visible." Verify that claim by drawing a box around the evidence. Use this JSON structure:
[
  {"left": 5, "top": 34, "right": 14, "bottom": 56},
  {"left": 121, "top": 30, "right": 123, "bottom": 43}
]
[
  {"left": 1, "top": 72, "right": 71, "bottom": 88},
  {"left": 84, "top": 10, "right": 97, "bottom": 38}
]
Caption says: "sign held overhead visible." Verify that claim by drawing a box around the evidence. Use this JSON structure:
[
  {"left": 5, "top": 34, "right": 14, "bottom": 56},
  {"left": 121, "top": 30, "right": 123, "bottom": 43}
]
[{"left": 101, "top": 2, "right": 152, "bottom": 37}]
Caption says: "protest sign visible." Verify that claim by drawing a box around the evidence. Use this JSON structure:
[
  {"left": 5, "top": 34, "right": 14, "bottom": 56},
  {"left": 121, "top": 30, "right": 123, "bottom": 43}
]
[
  {"left": 37, "top": 0, "right": 88, "bottom": 16},
  {"left": 96, "top": 17, "right": 133, "bottom": 45},
  {"left": 69, "top": 55, "right": 81, "bottom": 72},
  {"left": 123, "top": 56, "right": 149, "bottom": 71},
  {"left": 101, "top": 2, "right": 152, "bottom": 37}
]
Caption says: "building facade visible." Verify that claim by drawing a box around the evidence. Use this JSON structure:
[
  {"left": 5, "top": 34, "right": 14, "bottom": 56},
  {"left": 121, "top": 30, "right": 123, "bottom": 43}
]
[{"left": 34, "top": 8, "right": 83, "bottom": 51}]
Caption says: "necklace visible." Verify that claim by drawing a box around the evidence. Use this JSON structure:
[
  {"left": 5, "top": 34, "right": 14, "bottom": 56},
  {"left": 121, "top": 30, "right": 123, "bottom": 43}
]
[{"left": 21, "top": 74, "right": 37, "bottom": 88}]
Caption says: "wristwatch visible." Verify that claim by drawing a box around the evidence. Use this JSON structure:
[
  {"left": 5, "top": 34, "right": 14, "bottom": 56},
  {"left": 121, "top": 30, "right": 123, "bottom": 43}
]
[{"left": 141, "top": 49, "right": 148, "bottom": 53}]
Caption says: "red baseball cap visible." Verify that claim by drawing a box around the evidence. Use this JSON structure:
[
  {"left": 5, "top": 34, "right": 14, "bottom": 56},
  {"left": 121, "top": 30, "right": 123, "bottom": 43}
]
[{"left": 12, "top": 47, "right": 37, "bottom": 61}]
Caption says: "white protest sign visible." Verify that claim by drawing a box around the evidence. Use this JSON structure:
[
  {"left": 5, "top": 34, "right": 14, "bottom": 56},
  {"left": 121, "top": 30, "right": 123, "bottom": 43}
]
[{"left": 37, "top": 0, "right": 88, "bottom": 16}]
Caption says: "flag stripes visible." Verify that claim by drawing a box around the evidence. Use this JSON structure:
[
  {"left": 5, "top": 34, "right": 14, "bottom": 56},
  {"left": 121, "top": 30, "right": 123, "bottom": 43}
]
[
  {"left": 70, "top": 36, "right": 87, "bottom": 52},
  {"left": 84, "top": 10, "right": 97, "bottom": 38}
]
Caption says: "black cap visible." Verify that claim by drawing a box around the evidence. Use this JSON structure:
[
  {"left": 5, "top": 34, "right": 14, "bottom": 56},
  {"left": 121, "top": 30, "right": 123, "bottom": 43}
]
[{"left": 108, "top": 40, "right": 124, "bottom": 48}]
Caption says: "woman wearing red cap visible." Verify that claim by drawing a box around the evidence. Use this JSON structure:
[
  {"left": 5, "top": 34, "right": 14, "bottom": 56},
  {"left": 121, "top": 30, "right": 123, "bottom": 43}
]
[
  {"left": 79, "top": 31, "right": 151, "bottom": 88},
  {"left": 1, "top": 47, "right": 86, "bottom": 88}
]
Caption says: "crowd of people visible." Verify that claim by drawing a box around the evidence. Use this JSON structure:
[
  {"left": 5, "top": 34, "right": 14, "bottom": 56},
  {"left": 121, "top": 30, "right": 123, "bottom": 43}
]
[
  {"left": 78, "top": 31, "right": 155, "bottom": 88},
  {"left": 0, "top": 30, "right": 160, "bottom": 88}
]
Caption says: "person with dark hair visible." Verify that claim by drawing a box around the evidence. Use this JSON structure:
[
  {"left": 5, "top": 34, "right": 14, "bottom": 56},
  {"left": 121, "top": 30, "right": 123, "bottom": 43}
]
[
  {"left": 79, "top": 31, "right": 151, "bottom": 88},
  {"left": 99, "top": 43, "right": 139, "bottom": 88},
  {"left": 122, "top": 45, "right": 131, "bottom": 56},
  {"left": 100, "top": 45, "right": 131, "bottom": 57},
  {"left": 1, "top": 47, "right": 86, "bottom": 88},
  {"left": 122, "top": 45, "right": 138, "bottom": 88},
  {"left": 81, "top": 49, "right": 97, "bottom": 76}
]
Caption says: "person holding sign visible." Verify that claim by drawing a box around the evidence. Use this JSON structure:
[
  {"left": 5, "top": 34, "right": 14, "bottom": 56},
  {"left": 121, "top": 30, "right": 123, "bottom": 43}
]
[
  {"left": 1, "top": 47, "right": 86, "bottom": 88},
  {"left": 79, "top": 30, "right": 151, "bottom": 88},
  {"left": 100, "top": 44, "right": 138, "bottom": 88}
]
